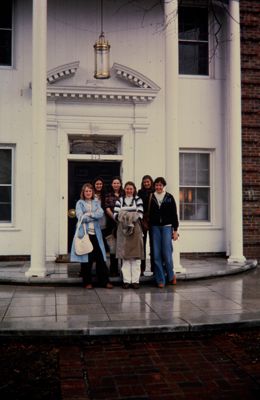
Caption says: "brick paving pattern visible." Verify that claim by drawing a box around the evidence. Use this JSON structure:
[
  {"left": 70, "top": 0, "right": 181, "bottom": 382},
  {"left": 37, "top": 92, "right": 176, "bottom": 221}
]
[{"left": 59, "top": 329, "right": 260, "bottom": 399}]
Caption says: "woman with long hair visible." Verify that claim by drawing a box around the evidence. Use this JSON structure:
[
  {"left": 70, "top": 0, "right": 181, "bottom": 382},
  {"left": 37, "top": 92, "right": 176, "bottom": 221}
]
[
  {"left": 137, "top": 175, "right": 155, "bottom": 275},
  {"left": 114, "top": 181, "right": 144, "bottom": 289},
  {"left": 92, "top": 176, "right": 107, "bottom": 237},
  {"left": 70, "top": 183, "right": 113, "bottom": 289},
  {"left": 105, "top": 176, "right": 124, "bottom": 276}
]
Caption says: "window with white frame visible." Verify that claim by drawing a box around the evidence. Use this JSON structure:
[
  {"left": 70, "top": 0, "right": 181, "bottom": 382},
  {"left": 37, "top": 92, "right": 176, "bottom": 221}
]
[
  {"left": 179, "top": 152, "right": 210, "bottom": 221},
  {"left": 0, "top": 1, "right": 13, "bottom": 66},
  {"left": 0, "top": 147, "right": 13, "bottom": 223},
  {"left": 178, "top": 6, "right": 209, "bottom": 75}
]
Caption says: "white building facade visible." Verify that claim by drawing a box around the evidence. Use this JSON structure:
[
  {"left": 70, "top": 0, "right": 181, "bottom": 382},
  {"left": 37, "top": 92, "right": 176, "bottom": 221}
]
[{"left": 0, "top": 0, "right": 245, "bottom": 275}]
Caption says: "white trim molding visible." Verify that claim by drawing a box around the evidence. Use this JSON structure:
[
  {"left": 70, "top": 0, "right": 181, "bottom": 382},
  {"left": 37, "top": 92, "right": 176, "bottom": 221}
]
[
  {"left": 46, "top": 62, "right": 160, "bottom": 104},
  {"left": 113, "top": 63, "right": 160, "bottom": 90},
  {"left": 47, "top": 61, "right": 80, "bottom": 84}
]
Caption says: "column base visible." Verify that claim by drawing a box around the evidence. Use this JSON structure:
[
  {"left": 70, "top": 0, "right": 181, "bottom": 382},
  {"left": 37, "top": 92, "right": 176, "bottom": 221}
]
[
  {"left": 25, "top": 266, "right": 46, "bottom": 278},
  {"left": 227, "top": 255, "right": 246, "bottom": 265},
  {"left": 175, "top": 264, "right": 186, "bottom": 274}
]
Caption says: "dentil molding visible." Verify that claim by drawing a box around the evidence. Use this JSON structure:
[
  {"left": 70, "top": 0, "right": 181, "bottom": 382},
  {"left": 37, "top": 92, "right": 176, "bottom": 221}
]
[{"left": 46, "top": 62, "right": 160, "bottom": 104}]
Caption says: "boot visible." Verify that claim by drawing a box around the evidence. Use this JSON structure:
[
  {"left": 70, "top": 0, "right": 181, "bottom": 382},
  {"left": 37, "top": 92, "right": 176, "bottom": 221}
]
[{"left": 110, "top": 254, "right": 119, "bottom": 277}]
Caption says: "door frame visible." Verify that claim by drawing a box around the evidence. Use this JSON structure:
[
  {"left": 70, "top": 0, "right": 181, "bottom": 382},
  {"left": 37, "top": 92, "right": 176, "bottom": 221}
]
[
  {"left": 67, "top": 160, "right": 122, "bottom": 252},
  {"left": 57, "top": 125, "right": 133, "bottom": 255}
]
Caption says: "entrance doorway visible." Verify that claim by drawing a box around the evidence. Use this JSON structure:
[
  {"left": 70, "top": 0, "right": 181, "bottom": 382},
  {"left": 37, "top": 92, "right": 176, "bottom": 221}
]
[{"left": 68, "top": 161, "right": 121, "bottom": 251}]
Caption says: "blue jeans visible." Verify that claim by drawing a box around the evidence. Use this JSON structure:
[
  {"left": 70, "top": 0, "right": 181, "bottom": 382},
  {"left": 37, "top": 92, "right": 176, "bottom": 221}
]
[{"left": 151, "top": 225, "right": 174, "bottom": 285}]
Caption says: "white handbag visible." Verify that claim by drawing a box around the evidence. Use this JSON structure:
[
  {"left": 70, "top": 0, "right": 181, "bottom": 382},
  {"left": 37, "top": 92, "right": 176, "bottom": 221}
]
[{"left": 74, "top": 217, "right": 93, "bottom": 255}]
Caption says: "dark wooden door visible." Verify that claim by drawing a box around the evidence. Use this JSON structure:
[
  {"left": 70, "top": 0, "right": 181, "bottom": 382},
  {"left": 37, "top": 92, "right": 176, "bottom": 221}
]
[{"left": 68, "top": 161, "right": 121, "bottom": 252}]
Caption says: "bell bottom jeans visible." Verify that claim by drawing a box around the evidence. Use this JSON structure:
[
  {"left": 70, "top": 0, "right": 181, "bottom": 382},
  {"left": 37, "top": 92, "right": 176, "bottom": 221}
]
[{"left": 151, "top": 225, "right": 174, "bottom": 285}]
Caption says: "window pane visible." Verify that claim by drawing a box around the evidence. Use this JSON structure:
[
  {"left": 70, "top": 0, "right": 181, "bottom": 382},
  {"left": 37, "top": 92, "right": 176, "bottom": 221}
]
[
  {"left": 197, "top": 170, "right": 209, "bottom": 185},
  {"left": 0, "top": 204, "right": 11, "bottom": 222},
  {"left": 0, "top": 30, "right": 12, "bottom": 66},
  {"left": 0, "top": 2, "right": 12, "bottom": 28},
  {"left": 183, "top": 204, "right": 196, "bottom": 220},
  {"left": 0, "top": 149, "right": 11, "bottom": 184},
  {"left": 197, "top": 154, "right": 209, "bottom": 185},
  {"left": 181, "top": 154, "right": 196, "bottom": 185},
  {"left": 179, "top": 7, "right": 208, "bottom": 41},
  {"left": 179, "top": 42, "right": 208, "bottom": 75},
  {"left": 0, "top": 186, "right": 11, "bottom": 202},
  {"left": 195, "top": 204, "right": 208, "bottom": 220},
  {"left": 196, "top": 188, "right": 209, "bottom": 204},
  {"left": 198, "top": 153, "right": 209, "bottom": 169}
]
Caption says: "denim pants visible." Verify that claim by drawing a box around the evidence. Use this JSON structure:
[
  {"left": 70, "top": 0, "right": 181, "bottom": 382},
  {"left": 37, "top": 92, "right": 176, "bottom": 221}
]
[{"left": 151, "top": 225, "right": 174, "bottom": 285}]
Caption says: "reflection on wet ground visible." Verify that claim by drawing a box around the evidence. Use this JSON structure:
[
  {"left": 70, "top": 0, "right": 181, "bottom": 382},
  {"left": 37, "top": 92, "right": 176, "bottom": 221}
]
[{"left": 0, "top": 259, "right": 259, "bottom": 336}]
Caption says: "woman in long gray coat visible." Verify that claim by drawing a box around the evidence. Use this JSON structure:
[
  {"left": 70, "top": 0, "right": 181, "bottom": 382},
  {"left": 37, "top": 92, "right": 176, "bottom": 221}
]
[{"left": 70, "top": 183, "right": 113, "bottom": 289}]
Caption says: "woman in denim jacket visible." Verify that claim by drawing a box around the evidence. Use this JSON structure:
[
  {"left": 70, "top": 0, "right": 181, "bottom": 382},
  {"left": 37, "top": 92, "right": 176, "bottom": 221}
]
[{"left": 70, "top": 183, "right": 113, "bottom": 289}]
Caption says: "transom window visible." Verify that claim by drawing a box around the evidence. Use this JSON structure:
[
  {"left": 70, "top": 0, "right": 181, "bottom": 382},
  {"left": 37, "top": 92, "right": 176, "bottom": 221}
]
[
  {"left": 0, "top": 1, "right": 13, "bottom": 66},
  {"left": 179, "top": 152, "right": 210, "bottom": 221},
  {"left": 69, "top": 136, "right": 121, "bottom": 155},
  {"left": 0, "top": 147, "right": 13, "bottom": 223},
  {"left": 179, "top": 6, "right": 209, "bottom": 75}
]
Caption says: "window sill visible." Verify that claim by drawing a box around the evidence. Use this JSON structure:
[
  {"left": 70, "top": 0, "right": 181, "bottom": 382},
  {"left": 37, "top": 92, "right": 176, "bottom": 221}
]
[
  {"left": 180, "top": 223, "right": 222, "bottom": 230},
  {"left": 179, "top": 74, "right": 210, "bottom": 80},
  {"left": 0, "top": 65, "right": 13, "bottom": 70},
  {"left": 0, "top": 226, "right": 21, "bottom": 232}
]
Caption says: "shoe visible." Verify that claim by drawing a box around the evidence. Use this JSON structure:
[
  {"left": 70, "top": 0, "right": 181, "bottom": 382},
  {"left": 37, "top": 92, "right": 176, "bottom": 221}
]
[
  {"left": 157, "top": 283, "right": 165, "bottom": 288},
  {"left": 132, "top": 283, "right": 140, "bottom": 289},
  {"left": 122, "top": 283, "right": 130, "bottom": 289},
  {"left": 168, "top": 275, "right": 177, "bottom": 285},
  {"left": 106, "top": 282, "right": 113, "bottom": 289},
  {"left": 85, "top": 284, "right": 93, "bottom": 289}
]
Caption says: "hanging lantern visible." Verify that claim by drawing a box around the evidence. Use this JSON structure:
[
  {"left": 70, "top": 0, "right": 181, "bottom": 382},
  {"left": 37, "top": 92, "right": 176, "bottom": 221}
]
[
  {"left": 94, "top": 33, "right": 110, "bottom": 79},
  {"left": 94, "top": 0, "right": 110, "bottom": 79}
]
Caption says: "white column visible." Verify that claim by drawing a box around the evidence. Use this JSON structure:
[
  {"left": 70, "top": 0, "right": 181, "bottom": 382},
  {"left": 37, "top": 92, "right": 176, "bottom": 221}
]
[
  {"left": 25, "top": 0, "right": 47, "bottom": 277},
  {"left": 164, "top": 0, "right": 185, "bottom": 273},
  {"left": 227, "top": 0, "right": 246, "bottom": 264}
]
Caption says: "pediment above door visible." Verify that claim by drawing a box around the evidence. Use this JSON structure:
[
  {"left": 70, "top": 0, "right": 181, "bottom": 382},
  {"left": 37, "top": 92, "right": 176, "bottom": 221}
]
[{"left": 46, "top": 61, "right": 160, "bottom": 103}]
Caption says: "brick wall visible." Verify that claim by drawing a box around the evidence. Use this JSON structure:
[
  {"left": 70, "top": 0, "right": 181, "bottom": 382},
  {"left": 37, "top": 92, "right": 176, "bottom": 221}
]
[{"left": 240, "top": 1, "right": 260, "bottom": 261}]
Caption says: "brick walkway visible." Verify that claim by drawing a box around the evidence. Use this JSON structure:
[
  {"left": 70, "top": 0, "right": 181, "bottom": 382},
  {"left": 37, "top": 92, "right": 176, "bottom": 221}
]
[{"left": 59, "top": 329, "right": 260, "bottom": 399}]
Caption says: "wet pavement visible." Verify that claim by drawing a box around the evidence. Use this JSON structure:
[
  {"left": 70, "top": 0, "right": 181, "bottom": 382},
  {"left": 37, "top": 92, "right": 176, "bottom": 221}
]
[
  {"left": 0, "top": 258, "right": 259, "bottom": 337},
  {"left": 0, "top": 258, "right": 259, "bottom": 399}
]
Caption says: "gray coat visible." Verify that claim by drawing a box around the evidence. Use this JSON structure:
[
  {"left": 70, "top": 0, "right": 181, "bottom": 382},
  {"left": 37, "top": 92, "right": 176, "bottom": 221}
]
[{"left": 116, "top": 210, "right": 144, "bottom": 260}]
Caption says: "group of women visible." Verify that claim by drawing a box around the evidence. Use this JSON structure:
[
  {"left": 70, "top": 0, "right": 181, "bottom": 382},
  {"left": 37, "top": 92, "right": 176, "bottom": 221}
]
[{"left": 70, "top": 175, "right": 179, "bottom": 289}]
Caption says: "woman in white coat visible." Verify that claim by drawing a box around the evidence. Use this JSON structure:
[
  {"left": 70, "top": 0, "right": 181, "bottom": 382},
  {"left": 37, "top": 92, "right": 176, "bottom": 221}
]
[{"left": 70, "top": 183, "right": 113, "bottom": 289}]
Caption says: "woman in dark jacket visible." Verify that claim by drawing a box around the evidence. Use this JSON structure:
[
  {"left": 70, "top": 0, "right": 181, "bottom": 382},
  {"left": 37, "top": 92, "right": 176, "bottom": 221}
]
[
  {"left": 105, "top": 176, "right": 124, "bottom": 276},
  {"left": 137, "top": 175, "right": 154, "bottom": 275},
  {"left": 148, "top": 177, "right": 179, "bottom": 288}
]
